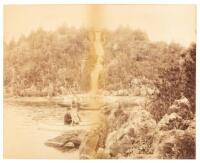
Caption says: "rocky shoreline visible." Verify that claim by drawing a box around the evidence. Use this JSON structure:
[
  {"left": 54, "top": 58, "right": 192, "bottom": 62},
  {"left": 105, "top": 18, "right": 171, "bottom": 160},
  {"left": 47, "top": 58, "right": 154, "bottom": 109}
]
[{"left": 44, "top": 96, "right": 195, "bottom": 159}]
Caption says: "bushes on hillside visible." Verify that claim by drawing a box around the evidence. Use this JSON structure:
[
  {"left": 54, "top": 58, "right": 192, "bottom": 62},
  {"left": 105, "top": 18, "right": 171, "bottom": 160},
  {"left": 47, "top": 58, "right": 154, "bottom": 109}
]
[
  {"left": 4, "top": 26, "right": 195, "bottom": 103},
  {"left": 148, "top": 43, "right": 196, "bottom": 121}
]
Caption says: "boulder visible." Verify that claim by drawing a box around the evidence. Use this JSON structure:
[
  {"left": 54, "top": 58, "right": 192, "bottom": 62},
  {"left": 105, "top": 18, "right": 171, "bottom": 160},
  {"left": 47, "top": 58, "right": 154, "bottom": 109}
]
[
  {"left": 79, "top": 113, "right": 108, "bottom": 159},
  {"left": 106, "top": 105, "right": 129, "bottom": 133},
  {"left": 157, "top": 113, "right": 185, "bottom": 131},
  {"left": 153, "top": 129, "right": 195, "bottom": 159},
  {"left": 152, "top": 97, "right": 195, "bottom": 159},
  {"left": 45, "top": 131, "right": 82, "bottom": 152},
  {"left": 105, "top": 107, "right": 156, "bottom": 157},
  {"left": 167, "top": 96, "right": 193, "bottom": 120},
  {"left": 128, "top": 109, "right": 156, "bottom": 137},
  {"left": 95, "top": 147, "right": 110, "bottom": 159},
  {"left": 105, "top": 126, "right": 135, "bottom": 157}
]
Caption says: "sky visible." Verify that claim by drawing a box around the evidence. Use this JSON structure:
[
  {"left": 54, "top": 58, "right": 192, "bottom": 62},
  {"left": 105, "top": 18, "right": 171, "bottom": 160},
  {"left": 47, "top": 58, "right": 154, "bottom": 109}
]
[{"left": 4, "top": 4, "right": 196, "bottom": 46}]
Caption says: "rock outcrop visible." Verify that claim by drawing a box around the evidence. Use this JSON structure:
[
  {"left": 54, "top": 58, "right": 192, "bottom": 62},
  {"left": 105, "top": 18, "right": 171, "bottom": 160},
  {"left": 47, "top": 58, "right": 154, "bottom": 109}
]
[
  {"left": 45, "top": 96, "right": 195, "bottom": 159},
  {"left": 103, "top": 96, "right": 195, "bottom": 159},
  {"left": 104, "top": 105, "right": 156, "bottom": 158},
  {"left": 153, "top": 96, "right": 195, "bottom": 159},
  {"left": 79, "top": 111, "right": 108, "bottom": 159}
]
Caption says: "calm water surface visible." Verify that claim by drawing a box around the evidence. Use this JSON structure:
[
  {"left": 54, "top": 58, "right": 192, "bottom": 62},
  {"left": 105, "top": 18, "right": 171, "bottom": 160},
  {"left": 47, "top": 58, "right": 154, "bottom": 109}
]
[{"left": 4, "top": 102, "right": 79, "bottom": 159}]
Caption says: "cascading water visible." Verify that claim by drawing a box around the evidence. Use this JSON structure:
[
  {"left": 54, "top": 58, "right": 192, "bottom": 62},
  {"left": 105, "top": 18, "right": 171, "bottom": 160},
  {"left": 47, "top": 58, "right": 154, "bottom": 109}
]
[
  {"left": 89, "top": 30, "right": 104, "bottom": 110},
  {"left": 90, "top": 31, "right": 104, "bottom": 95}
]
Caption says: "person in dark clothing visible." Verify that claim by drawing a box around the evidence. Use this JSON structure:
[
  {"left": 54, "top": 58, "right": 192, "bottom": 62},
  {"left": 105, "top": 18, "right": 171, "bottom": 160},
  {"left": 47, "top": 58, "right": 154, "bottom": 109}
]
[{"left": 64, "top": 107, "right": 72, "bottom": 125}]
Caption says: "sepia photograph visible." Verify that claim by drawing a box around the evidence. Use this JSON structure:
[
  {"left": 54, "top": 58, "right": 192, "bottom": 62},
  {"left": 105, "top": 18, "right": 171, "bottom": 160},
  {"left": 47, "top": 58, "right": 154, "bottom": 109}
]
[{"left": 3, "top": 3, "right": 196, "bottom": 159}]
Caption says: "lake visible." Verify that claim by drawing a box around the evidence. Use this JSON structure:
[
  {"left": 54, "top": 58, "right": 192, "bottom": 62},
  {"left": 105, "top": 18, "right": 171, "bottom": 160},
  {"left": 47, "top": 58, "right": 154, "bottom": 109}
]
[{"left": 3, "top": 102, "right": 80, "bottom": 159}]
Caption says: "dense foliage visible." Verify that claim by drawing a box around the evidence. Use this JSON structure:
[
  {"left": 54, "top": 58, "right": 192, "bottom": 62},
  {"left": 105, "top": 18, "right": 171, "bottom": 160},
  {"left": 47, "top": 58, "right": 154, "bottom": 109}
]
[
  {"left": 4, "top": 26, "right": 196, "bottom": 119},
  {"left": 148, "top": 43, "right": 196, "bottom": 121}
]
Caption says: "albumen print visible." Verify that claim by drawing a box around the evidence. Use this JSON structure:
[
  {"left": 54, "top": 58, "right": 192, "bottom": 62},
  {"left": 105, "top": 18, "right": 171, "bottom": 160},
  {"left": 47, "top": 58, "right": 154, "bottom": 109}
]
[{"left": 4, "top": 4, "right": 196, "bottom": 159}]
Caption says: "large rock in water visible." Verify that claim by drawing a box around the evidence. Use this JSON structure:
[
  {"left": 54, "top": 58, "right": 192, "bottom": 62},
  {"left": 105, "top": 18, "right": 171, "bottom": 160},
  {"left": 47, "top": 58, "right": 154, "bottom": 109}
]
[
  {"left": 45, "top": 131, "right": 82, "bottom": 152},
  {"left": 79, "top": 112, "right": 108, "bottom": 159},
  {"left": 105, "top": 107, "right": 156, "bottom": 157}
]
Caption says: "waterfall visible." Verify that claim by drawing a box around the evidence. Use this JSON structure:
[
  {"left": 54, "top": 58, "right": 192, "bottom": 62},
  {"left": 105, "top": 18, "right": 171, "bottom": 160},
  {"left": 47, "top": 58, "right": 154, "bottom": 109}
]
[
  {"left": 90, "top": 31, "right": 104, "bottom": 95},
  {"left": 88, "top": 30, "right": 104, "bottom": 110}
]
